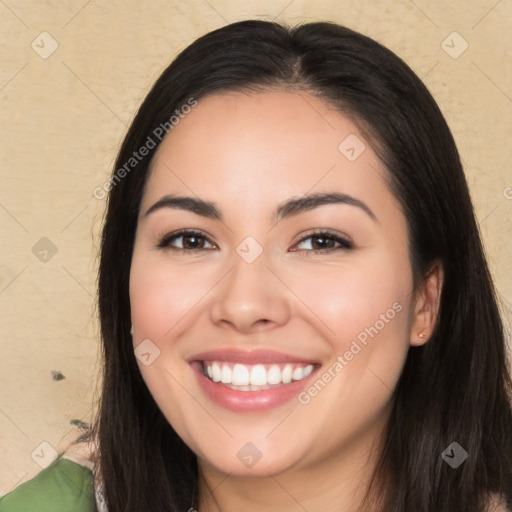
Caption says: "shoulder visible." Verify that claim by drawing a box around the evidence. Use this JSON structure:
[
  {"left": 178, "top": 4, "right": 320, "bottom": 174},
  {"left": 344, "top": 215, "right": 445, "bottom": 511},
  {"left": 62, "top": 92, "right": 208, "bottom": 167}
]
[{"left": 0, "top": 448, "right": 95, "bottom": 512}]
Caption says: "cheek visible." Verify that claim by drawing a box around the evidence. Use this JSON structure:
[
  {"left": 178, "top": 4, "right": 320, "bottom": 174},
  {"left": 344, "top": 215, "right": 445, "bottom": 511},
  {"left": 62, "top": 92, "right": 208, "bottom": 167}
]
[
  {"left": 284, "top": 254, "right": 413, "bottom": 349},
  {"left": 129, "top": 256, "right": 205, "bottom": 442},
  {"left": 129, "top": 257, "right": 217, "bottom": 339},
  {"left": 287, "top": 256, "right": 413, "bottom": 445},
  {"left": 128, "top": 256, "right": 203, "bottom": 397},
  {"left": 286, "top": 252, "right": 413, "bottom": 415}
]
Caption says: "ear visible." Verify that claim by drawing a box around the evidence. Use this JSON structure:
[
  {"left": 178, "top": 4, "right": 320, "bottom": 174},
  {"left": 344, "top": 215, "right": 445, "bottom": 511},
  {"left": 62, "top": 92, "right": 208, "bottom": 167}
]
[{"left": 410, "top": 260, "right": 444, "bottom": 346}]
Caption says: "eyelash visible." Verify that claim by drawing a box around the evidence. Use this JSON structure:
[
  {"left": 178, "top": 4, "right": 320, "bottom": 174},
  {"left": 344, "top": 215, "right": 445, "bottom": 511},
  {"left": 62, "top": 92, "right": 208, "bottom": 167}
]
[
  {"left": 156, "top": 229, "right": 353, "bottom": 253},
  {"left": 156, "top": 229, "right": 217, "bottom": 252},
  {"left": 292, "top": 229, "right": 353, "bottom": 252}
]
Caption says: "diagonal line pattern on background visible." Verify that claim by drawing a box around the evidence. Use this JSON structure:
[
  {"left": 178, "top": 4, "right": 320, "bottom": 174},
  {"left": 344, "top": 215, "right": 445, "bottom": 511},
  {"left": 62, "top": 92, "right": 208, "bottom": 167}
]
[
  {"left": 0, "top": 62, "right": 29, "bottom": 92},
  {"left": 0, "top": 407, "right": 29, "bottom": 438},
  {"left": 61, "top": 0, "right": 93, "bottom": 29},
  {"left": 272, "top": 0, "right": 295, "bottom": 21},
  {"left": 0, "top": 202, "right": 29, "bottom": 232},
  {"left": 61, "top": 61, "right": 127, "bottom": 126},
  {"left": 0, "top": 266, "right": 28, "bottom": 295},
  {"left": 0, "top": 0, "right": 29, "bottom": 28},
  {"left": 202, "top": 0, "right": 229, "bottom": 24},
  {"left": 408, "top": 0, "right": 439, "bottom": 28},
  {"left": 422, "top": 61, "right": 439, "bottom": 80},
  {"left": 60, "top": 205, "right": 88, "bottom": 233},
  {"left": 472, "top": 61, "right": 512, "bottom": 104},
  {"left": 471, "top": 0, "right": 504, "bottom": 30},
  {"left": 479, "top": 204, "right": 500, "bottom": 226},
  {"left": 61, "top": 266, "right": 94, "bottom": 297}
]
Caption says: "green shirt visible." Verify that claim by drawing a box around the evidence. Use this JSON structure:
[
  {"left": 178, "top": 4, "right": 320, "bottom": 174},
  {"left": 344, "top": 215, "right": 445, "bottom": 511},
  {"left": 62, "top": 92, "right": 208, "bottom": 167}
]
[{"left": 0, "top": 457, "right": 96, "bottom": 512}]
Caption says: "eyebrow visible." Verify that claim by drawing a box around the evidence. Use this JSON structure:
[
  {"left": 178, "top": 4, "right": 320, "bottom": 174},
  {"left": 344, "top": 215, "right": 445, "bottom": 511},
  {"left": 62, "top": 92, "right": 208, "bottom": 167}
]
[{"left": 144, "top": 192, "right": 377, "bottom": 223}]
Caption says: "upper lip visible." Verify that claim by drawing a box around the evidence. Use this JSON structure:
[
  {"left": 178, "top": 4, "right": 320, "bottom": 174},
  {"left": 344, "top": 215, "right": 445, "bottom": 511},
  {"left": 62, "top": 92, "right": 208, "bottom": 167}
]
[{"left": 188, "top": 348, "right": 319, "bottom": 365}]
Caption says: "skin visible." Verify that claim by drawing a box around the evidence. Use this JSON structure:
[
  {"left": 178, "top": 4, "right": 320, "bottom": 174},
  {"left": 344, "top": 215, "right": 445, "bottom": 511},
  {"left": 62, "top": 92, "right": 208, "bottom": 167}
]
[{"left": 129, "top": 91, "right": 443, "bottom": 512}]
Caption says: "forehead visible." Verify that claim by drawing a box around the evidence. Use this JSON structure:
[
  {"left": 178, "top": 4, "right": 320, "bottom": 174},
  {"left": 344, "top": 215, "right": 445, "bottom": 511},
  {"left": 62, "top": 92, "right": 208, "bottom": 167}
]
[{"left": 142, "top": 91, "right": 393, "bottom": 215}]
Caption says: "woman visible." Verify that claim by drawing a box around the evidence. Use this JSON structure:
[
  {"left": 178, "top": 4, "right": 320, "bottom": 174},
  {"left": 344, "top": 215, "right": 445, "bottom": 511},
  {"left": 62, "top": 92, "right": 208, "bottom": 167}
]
[{"left": 1, "top": 19, "right": 510, "bottom": 512}]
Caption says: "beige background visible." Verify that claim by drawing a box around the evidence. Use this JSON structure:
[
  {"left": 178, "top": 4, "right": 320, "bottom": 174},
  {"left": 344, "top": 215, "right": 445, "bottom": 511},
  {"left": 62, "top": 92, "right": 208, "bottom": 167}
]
[{"left": 1, "top": 0, "right": 511, "bottom": 494}]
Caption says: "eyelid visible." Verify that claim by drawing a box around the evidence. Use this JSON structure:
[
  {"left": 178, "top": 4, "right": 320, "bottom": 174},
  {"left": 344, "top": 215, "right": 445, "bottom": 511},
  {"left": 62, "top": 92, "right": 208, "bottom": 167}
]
[
  {"left": 290, "top": 229, "right": 354, "bottom": 252},
  {"left": 156, "top": 229, "right": 218, "bottom": 250},
  {"left": 156, "top": 228, "right": 353, "bottom": 253}
]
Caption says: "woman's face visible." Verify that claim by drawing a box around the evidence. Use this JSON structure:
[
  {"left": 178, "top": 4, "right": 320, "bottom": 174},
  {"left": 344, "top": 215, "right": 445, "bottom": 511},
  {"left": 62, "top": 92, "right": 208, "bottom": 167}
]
[{"left": 129, "top": 91, "right": 432, "bottom": 478}]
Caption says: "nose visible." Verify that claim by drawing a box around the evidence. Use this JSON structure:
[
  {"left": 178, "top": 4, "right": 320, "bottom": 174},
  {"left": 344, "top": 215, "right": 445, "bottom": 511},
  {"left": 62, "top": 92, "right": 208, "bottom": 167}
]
[{"left": 209, "top": 250, "right": 292, "bottom": 335}]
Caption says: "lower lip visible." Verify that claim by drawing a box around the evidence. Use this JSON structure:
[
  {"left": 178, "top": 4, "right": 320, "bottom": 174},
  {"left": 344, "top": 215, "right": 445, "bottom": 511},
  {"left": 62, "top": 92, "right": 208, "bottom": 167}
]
[{"left": 191, "top": 363, "right": 317, "bottom": 413}]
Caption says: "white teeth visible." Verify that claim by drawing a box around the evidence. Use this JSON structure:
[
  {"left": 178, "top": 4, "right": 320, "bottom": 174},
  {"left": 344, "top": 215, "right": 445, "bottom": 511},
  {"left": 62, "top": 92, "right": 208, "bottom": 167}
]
[
  {"left": 292, "top": 367, "right": 304, "bottom": 381},
  {"left": 220, "top": 365, "right": 231, "bottom": 384},
  {"left": 281, "top": 364, "right": 293, "bottom": 384},
  {"left": 211, "top": 362, "right": 221, "bottom": 382},
  {"left": 267, "top": 365, "right": 281, "bottom": 385},
  {"left": 232, "top": 364, "right": 250, "bottom": 386},
  {"left": 249, "top": 365, "right": 267, "bottom": 386},
  {"left": 203, "top": 361, "right": 315, "bottom": 388}
]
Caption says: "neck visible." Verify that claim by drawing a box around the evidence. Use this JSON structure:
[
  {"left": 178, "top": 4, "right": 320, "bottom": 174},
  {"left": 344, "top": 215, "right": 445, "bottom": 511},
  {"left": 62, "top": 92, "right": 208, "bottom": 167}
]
[{"left": 196, "top": 409, "right": 389, "bottom": 512}]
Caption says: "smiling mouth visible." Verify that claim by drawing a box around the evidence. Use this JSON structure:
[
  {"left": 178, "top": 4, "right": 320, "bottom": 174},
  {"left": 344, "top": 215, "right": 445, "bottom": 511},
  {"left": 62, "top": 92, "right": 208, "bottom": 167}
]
[{"left": 201, "top": 361, "right": 316, "bottom": 391}]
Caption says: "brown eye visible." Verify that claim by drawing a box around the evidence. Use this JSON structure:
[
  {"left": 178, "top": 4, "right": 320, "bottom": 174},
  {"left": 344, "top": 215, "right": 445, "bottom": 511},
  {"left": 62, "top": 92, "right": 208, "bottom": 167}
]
[
  {"left": 157, "top": 230, "right": 217, "bottom": 251},
  {"left": 181, "top": 234, "right": 206, "bottom": 249},
  {"left": 292, "top": 231, "right": 353, "bottom": 252}
]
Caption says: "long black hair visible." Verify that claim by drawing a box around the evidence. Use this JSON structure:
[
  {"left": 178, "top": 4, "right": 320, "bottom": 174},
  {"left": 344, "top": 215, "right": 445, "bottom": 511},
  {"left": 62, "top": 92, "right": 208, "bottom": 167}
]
[{"left": 94, "top": 20, "right": 512, "bottom": 511}]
